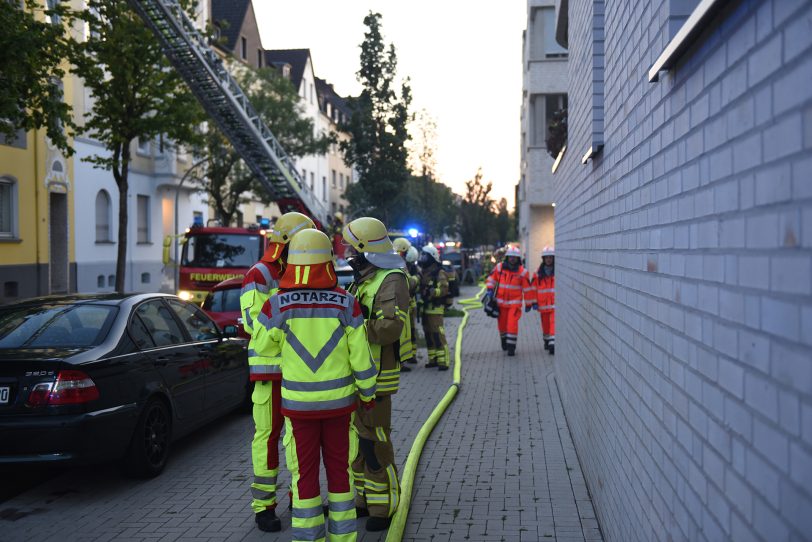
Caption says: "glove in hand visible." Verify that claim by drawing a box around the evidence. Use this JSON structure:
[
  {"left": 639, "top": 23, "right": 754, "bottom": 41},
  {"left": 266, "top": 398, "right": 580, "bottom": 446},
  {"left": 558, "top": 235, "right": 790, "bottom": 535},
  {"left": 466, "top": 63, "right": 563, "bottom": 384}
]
[{"left": 525, "top": 305, "right": 532, "bottom": 313}]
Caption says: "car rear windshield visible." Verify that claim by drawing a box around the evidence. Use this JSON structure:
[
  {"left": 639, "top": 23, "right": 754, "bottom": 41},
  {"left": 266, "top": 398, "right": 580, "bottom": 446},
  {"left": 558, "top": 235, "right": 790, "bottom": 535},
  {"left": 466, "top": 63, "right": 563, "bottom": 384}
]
[
  {"left": 0, "top": 304, "right": 118, "bottom": 349},
  {"left": 202, "top": 287, "right": 241, "bottom": 312},
  {"left": 181, "top": 233, "right": 261, "bottom": 269}
]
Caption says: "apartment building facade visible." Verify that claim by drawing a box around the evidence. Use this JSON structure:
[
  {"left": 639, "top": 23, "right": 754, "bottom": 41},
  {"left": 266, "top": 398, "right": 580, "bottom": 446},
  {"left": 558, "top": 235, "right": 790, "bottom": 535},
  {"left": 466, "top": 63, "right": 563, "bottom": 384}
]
[
  {"left": 553, "top": 0, "right": 812, "bottom": 540},
  {"left": 518, "top": 0, "right": 568, "bottom": 273},
  {"left": 72, "top": 2, "right": 210, "bottom": 294},
  {"left": 0, "top": 4, "right": 76, "bottom": 303}
]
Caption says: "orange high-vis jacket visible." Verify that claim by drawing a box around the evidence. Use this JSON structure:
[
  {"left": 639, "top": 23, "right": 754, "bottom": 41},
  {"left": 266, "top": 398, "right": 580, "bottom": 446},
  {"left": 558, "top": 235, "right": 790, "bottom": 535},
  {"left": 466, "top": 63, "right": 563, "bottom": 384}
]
[
  {"left": 535, "top": 273, "right": 555, "bottom": 312},
  {"left": 486, "top": 263, "right": 535, "bottom": 308}
]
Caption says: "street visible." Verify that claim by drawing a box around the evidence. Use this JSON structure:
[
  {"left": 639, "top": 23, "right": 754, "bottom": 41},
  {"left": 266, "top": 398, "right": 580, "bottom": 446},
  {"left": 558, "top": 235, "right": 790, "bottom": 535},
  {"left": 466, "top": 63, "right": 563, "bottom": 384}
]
[{"left": 0, "top": 287, "right": 600, "bottom": 541}]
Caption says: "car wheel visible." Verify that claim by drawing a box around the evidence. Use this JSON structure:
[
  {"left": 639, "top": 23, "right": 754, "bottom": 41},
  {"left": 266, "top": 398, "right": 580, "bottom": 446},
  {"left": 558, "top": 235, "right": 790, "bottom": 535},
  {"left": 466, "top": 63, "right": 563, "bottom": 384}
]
[{"left": 123, "top": 398, "right": 172, "bottom": 478}]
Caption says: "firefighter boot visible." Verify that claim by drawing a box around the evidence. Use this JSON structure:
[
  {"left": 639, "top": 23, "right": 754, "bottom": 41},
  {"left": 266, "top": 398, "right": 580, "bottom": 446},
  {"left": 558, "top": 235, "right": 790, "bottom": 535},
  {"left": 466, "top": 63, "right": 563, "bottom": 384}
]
[
  {"left": 400, "top": 362, "right": 412, "bottom": 372},
  {"left": 501, "top": 336, "right": 508, "bottom": 351},
  {"left": 255, "top": 509, "right": 281, "bottom": 532},
  {"left": 507, "top": 346, "right": 516, "bottom": 357},
  {"left": 366, "top": 516, "right": 392, "bottom": 532}
]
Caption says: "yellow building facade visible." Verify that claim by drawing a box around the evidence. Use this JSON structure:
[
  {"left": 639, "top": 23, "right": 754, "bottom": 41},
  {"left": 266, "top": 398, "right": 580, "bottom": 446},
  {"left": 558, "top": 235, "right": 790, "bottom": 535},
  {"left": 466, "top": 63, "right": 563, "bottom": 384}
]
[{"left": 0, "top": 80, "right": 75, "bottom": 303}]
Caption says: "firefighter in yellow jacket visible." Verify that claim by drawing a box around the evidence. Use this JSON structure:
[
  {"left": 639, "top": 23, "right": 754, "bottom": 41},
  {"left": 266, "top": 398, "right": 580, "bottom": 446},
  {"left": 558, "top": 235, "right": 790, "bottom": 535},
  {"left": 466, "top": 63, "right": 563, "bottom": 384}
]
[
  {"left": 393, "top": 237, "right": 419, "bottom": 371},
  {"left": 239, "top": 212, "right": 315, "bottom": 532},
  {"left": 418, "top": 244, "right": 450, "bottom": 370},
  {"left": 255, "top": 229, "right": 377, "bottom": 542},
  {"left": 343, "top": 217, "right": 410, "bottom": 532}
]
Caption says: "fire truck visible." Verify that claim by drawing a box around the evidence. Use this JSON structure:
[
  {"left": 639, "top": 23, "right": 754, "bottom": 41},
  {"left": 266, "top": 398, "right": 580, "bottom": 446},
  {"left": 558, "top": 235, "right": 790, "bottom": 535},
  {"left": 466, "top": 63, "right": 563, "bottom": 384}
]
[{"left": 174, "top": 221, "right": 267, "bottom": 304}]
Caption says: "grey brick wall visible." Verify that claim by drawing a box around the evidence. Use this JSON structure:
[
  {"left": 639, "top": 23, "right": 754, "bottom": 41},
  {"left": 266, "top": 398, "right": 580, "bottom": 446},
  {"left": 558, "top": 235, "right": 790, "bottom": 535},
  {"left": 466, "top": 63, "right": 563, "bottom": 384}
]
[{"left": 553, "top": 0, "right": 812, "bottom": 540}]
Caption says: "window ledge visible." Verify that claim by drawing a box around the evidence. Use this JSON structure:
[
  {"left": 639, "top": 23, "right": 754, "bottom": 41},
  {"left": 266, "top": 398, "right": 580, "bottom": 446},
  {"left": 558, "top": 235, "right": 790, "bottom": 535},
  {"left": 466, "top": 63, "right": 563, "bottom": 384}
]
[
  {"left": 95, "top": 240, "right": 115, "bottom": 245},
  {"left": 552, "top": 145, "right": 567, "bottom": 173},
  {"left": 581, "top": 145, "right": 603, "bottom": 164},
  {"left": 0, "top": 237, "right": 22, "bottom": 243},
  {"left": 137, "top": 242, "right": 154, "bottom": 246},
  {"left": 649, "top": 0, "right": 727, "bottom": 82}
]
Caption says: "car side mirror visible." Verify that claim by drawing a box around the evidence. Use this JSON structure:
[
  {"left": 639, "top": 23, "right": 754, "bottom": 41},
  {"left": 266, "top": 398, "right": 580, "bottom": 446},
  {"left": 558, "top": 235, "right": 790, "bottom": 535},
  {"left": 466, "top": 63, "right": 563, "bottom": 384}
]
[{"left": 223, "top": 325, "right": 239, "bottom": 338}]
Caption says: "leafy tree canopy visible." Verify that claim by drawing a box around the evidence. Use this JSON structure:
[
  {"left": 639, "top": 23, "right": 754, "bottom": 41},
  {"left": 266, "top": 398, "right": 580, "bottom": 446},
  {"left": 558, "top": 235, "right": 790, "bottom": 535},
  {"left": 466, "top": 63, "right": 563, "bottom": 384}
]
[
  {"left": 341, "top": 11, "right": 411, "bottom": 225},
  {"left": 0, "top": 0, "right": 74, "bottom": 154}
]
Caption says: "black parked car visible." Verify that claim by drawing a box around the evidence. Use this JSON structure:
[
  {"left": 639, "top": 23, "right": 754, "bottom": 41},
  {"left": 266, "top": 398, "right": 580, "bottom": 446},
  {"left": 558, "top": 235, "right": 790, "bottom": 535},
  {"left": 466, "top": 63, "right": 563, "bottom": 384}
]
[{"left": 0, "top": 293, "right": 248, "bottom": 477}]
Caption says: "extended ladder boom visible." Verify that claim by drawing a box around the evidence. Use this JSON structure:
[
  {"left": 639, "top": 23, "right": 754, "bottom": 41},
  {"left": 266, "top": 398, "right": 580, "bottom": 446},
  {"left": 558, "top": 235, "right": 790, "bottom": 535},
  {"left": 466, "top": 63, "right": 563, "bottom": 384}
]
[{"left": 126, "top": 0, "right": 327, "bottom": 225}]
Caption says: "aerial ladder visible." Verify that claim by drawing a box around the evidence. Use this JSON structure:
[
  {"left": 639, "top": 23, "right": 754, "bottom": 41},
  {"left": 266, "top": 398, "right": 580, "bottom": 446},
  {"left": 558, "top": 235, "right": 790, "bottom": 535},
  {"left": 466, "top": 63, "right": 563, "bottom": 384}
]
[{"left": 125, "top": 0, "right": 328, "bottom": 227}]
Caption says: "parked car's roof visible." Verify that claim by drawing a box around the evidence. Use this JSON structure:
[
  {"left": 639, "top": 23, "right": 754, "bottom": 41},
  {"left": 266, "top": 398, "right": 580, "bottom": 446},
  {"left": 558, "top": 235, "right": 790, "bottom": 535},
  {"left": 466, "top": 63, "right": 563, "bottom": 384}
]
[{"left": 0, "top": 293, "right": 175, "bottom": 309}]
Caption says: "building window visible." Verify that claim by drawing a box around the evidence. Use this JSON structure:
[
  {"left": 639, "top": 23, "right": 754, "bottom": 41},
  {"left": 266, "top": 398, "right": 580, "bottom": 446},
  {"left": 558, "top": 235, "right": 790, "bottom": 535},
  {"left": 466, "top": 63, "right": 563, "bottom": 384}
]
[
  {"left": 107, "top": 274, "right": 115, "bottom": 287},
  {"left": 282, "top": 64, "right": 291, "bottom": 79},
  {"left": 141, "top": 272, "right": 151, "bottom": 284},
  {"left": 95, "top": 189, "right": 112, "bottom": 242},
  {"left": 322, "top": 176, "right": 327, "bottom": 201},
  {"left": 339, "top": 172, "right": 344, "bottom": 189},
  {"left": 241, "top": 36, "right": 247, "bottom": 60},
  {"left": 302, "top": 168, "right": 307, "bottom": 189},
  {"left": 310, "top": 83, "right": 314, "bottom": 104},
  {"left": 136, "top": 138, "right": 150, "bottom": 156},
  {"left": 97, "top": 275, "right": 105, "bottom": 288},
  {"left": 531, "top": 94, "right": 567, "bottom": 148},
  {"left": 257, "top": 49, "right": 263, "bottom": 68},
  {"left": 583, "top": 0, "right": 604, "bottom": 161},
  {"left": 540, "top": 7, "right": 567, "bottom": 58},
  {"left": 0, "top": 176, "right": 18, "bottom": 239},
  {"left": 310, "top": 172, "right": 315, "bottom": 191},
  {"left": 4, "top": 281, "right": 18, "bottom": 298},
  {"left": 331, "top": 202, "right": 336, "bottom": 214},
  {"left": 137, "top": 195, "right": 150, "bottom": 243},
  {"left": 331, "top": 169, "right": 337, "bottom": 188}
]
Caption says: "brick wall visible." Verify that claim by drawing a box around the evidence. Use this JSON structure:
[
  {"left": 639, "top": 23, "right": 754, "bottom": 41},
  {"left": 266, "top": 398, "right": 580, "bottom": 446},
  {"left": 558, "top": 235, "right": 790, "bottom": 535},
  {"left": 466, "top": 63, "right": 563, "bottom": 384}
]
[{"left": 553, "top": 0, "right": 812, "bottom": 540}]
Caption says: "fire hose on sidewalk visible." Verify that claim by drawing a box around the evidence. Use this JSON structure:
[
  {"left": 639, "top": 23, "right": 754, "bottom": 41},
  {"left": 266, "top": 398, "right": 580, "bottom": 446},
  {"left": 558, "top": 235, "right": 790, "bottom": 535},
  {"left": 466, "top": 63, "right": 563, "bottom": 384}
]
[{"left": 385, "top": 286, "right": 486, "bottom": 542}]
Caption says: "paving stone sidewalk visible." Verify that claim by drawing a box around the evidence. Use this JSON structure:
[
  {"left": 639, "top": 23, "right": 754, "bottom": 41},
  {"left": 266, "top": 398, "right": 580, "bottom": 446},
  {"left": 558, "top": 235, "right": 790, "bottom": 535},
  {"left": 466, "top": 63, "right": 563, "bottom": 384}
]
[{"left": 0, "top": 285, "right": 602, "bottom": 542}]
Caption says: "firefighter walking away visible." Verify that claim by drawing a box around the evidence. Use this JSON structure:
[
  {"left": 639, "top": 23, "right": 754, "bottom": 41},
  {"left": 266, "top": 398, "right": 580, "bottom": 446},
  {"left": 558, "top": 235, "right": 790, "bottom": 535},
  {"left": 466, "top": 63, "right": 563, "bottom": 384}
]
[
  {"left": 256, "top": 229, "right": 377, "bottom": 542},
  {"left": 485, "top": 245, "right": 535, "bottom": 356},
  {"left": 534, "top": 246, "right": 555, "bottom": 354}
]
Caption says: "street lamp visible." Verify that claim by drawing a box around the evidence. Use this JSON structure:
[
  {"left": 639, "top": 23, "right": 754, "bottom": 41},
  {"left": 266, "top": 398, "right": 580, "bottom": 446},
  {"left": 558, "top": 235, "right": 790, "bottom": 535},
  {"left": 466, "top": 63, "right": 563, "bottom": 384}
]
[{"left": 172, "top": 157, "right": 209, "bottom": 292}]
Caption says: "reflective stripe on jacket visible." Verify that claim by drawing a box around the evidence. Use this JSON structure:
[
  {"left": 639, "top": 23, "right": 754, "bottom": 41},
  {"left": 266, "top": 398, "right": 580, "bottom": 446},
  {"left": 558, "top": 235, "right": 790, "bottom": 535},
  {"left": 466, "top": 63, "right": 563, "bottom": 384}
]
[
  {"left": 350, "top": 268, "right": 410, "bottom": 396},
  {"left": 487, "top": 264, "right": 534, "bottom": 308},
  {"left": 240, "top": 262, "right": 279, "bottom": 335},
  {"left": 257, "top": 287, "right": 377, "bottom": 419},
  {"left": 535, "top": 272, "right": 555, "bottom": 312},
  {"left": 241, "top": 261, "right": 281, "bottom": 381}
]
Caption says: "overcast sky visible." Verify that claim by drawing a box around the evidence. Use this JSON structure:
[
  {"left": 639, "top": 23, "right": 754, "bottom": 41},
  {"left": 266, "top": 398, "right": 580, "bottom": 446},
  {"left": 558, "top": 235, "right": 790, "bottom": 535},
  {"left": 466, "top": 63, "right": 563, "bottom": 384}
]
[{"left": 253, "top": 0, "right": 526, "bottom": 206}]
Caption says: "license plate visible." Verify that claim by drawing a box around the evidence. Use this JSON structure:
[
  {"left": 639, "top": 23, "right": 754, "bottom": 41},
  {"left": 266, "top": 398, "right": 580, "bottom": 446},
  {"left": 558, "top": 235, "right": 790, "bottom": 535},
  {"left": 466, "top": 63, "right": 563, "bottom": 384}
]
[{"left": 0, "top": 386, "right": 9, "bottom": 404}]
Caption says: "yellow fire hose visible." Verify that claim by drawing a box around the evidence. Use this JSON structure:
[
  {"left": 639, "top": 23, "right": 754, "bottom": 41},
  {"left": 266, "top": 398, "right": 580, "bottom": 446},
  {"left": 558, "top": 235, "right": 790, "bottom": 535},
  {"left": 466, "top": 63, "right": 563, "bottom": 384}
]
[{"left": 385, "top": 286, "right": 485, "bottom": 542}]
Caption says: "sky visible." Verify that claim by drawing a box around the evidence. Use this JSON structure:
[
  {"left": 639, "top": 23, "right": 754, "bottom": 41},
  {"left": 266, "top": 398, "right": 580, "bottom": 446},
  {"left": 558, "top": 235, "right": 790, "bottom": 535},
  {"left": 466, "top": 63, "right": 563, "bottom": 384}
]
[{"left": 252, "top": 1, "right": 527, "bottom": 206}]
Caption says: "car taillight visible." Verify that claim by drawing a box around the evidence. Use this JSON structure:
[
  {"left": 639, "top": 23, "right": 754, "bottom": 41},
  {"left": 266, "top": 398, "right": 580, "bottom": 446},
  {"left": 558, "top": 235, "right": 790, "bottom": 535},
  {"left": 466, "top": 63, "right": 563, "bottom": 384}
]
[{"left": 27, "top": 370, "right": 100, "bottom": 406}]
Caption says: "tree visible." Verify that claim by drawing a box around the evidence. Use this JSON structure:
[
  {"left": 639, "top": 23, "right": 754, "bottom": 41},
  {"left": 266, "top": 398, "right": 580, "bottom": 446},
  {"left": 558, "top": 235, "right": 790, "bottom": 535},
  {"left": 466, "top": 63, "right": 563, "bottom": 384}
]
[
  {"left": 0, "top": 0, "right": 74, "bottom": 154},
  {"left": 69, "top": 0, "right": 204, "bottom": 292},
  {"left": 197, "top": 63, "right": 330, "bottom": 225},
  {"left": 494, "top": 198, "right": 513, "bottom": 246},
  {"left": 341, "top": 11, "right": 411, "bottom": 223},
  {"left": 458, "top": 168, "right": 496, "bottom": 248}
]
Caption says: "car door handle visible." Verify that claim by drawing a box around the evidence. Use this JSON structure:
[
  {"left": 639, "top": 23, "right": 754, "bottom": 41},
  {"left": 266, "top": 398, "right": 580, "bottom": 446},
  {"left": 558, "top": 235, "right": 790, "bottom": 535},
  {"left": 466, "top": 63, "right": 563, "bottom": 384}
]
[{"left": 153, "top": 356, "right": 170, "bottom": 366}]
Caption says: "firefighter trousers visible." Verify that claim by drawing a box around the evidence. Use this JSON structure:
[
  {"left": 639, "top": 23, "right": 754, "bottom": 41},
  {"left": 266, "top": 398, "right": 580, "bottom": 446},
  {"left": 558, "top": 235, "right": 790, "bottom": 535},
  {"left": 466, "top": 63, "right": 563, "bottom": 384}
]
[
  {"left": 497, "top": 305, "right": 522, "bottom": 350},
  {"left": 408, "top": 305, "right": 418, "bottom": 361},
  {"left": 250, "top": 380, "right": 283, "bottom": 513},
  {"left": 352, "top": 395, "right": 400, "bottom": 518},
  {"left": 283, "top": 413, "right": 358, "bottom": 542},
  {"left": 422, "top": 313, "right": 449, "bottom": 367},
  {"left": 541, "top": 310, "right": 555, "bottom": 339}
]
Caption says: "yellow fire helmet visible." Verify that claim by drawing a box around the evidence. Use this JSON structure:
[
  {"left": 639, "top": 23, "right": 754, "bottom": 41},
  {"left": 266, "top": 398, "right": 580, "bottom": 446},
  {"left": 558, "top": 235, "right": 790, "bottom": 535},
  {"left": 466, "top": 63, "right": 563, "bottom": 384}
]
[
  {"left": 286, "top": 229, "right": 334, "bottom": 265},
  {"left": 280, "top": 229, "right": 337, "bottom": 289},
  {"left": 393, "top": 237, "right": 412, "bottom": 254},
  {"left": 343, "top": 217, "right": 403, "bottom": 269},
  {"left": 262, "top": 212, "right": 315, "bottom": 263}
]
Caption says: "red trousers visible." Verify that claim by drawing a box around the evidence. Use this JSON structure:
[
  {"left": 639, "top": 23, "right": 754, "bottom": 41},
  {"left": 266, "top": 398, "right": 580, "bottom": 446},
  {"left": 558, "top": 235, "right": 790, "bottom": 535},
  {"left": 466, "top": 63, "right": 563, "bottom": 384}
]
[
  {"left": 497, "top": 304, "right": 522, "bottom": 348},
  {"left": 541, "top": 310, "right": 555, "bottom": 338},
  {"left": 285, "top": 413, "right": 358, "bottom": 541}
]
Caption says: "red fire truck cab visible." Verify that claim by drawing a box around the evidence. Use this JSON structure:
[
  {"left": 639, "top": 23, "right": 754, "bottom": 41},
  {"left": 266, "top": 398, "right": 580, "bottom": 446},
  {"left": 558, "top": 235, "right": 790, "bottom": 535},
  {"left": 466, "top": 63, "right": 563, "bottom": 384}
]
[{"left": 176, "top": 225, "right": 266, "bottom": 304}]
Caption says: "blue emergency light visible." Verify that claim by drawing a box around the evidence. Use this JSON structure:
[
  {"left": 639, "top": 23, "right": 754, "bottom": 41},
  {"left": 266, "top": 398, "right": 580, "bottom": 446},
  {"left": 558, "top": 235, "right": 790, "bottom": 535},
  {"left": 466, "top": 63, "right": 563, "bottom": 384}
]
[
  {"left": 259, "top": 217, "right": 271, "bottom": 228},
  {"left": 408, "top": 228, "right": 419, "bottom": 238},
  {"left": 192, "top": 215, "right": 204, "bottom": 228}
]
